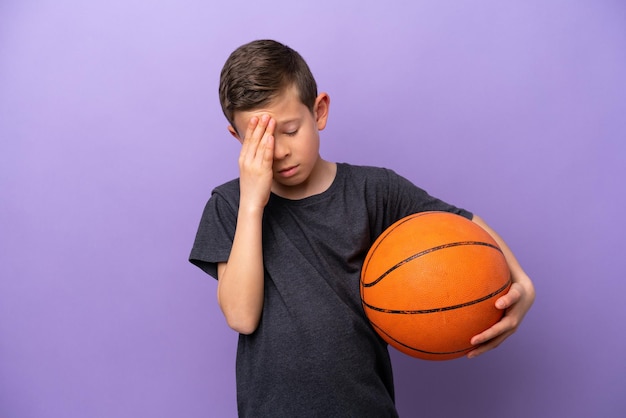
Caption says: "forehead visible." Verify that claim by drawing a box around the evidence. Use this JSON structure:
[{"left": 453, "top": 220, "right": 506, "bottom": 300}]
[{"left": 232, "top": 86, "right": 308, "bottom": 131}]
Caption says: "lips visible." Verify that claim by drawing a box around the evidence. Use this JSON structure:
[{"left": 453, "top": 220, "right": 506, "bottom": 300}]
[{"left": 277, "top": 165, "right": 299, "bottom": 177}]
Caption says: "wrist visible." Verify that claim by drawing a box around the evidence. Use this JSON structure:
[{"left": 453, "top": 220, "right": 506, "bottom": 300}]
[{"left": 238, "top": 203, "right": 265, "bottom": 218}]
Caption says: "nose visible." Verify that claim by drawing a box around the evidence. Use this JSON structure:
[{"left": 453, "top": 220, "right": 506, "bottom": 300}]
[{"left": 273, "top": 137, "right": 290, "bottom": 160}]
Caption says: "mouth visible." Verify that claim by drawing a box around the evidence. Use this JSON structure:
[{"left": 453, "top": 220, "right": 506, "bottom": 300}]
[{"left": 277, "top": 165, "right": 299, "bottom": 177}]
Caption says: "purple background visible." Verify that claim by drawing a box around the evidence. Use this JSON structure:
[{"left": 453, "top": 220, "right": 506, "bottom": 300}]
[{"left": 1, "top": 1, "right": 625, "bottom": 417}]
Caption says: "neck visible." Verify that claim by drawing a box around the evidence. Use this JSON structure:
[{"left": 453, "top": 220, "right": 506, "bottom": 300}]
[{"left": 272, "top": 159, "right": 337, "bottom": 200}]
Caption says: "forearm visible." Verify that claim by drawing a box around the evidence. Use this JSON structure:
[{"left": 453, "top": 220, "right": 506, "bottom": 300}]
[
  {"left": 217, "top": 206, "right": 265, "bottom": 334},
  {"left": 471, "top": 214, "right": 534, "bottom": 293}
]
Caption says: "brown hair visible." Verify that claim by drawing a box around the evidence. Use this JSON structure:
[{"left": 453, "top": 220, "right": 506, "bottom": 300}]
[{"left": 218, "top": 39, "right": 318, "bottom": 127}]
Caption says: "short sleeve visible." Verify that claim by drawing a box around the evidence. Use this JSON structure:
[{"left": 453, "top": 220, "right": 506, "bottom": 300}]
[
  {"left": 189, "top": 185, "right": 239, "bottom": 279},
  {"left": 383, "top": 168, "right": 473, "bottom": 224}
]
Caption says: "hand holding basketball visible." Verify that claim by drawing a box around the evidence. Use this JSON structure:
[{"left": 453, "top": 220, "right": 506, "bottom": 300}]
[
  {"left": 463, "top": 214, "right": 536, "bottom": 358},
  {"left": 361, "top": 212, "right": 512, "bottom": 361},
  {"left": 361, "top": 212, "right": 536, "bottom": 360}
]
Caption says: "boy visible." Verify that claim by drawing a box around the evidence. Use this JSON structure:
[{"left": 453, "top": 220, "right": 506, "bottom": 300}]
[{"left": 190, "top": 39, "right": 535, "bottom": 417}]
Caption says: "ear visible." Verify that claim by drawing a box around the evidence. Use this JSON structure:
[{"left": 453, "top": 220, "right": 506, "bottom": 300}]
[
  {"left": 313, "top": 93, "right": 330, "bottom": 130},
  {"left": 227, "top": 125, "right": 243, "bottom": 144}
]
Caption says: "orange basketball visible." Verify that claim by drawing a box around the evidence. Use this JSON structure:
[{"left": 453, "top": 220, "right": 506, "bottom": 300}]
[{"left": 360, "top": 211, "right": 511, "bottom": 360}]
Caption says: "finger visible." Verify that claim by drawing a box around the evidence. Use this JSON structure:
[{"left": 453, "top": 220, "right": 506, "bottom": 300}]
[
  {"left": 261, "top": 134, "right": 275, "bottom": 169},
  {"left": 242, "top": 116, "right": 260, "bottom": 146},
  {"left": 246, "top": 115, "right": 273, "bottom": 162},
  {"left": 264, "top": 115, "right": 276, "bottom": 137},
  {"left": 250, "top": 117, "right": 275, "bottom": 164},
  {"left": 240, "top": 116, "right": 272, "bottom": 167},
  {"left": 470, "top": 320, "right": 506, "bottom": 346},
  {"left": 250, "top": 114, "right": 271, "bottom": 145},
  {"left": 470, "top": 304, "right": 521, "bottom": 346},
  {"left": 467, "top": 331, "right": 512, "bottom": 358},
  {"left": 240, "top": 116, "right": 260, "bottom": 161},
  {"left": 242, "top": 115, "right": 270, "bottom": 149},
  {"left": 496, "top": 282, "right": 522, "bottom": 309}
]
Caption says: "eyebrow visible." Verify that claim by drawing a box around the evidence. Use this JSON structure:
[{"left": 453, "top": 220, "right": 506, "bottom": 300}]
[{"left": 275, "top": 118, "right": 300, "bottom": 127}]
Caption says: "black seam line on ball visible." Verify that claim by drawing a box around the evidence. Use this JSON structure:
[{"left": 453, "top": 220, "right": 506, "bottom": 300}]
[
  {"left": 363, "top": 277, "right": 512, "bottom": 314},
  {"left": 362, "top": 241, "right": 503, "bottom": 288}
]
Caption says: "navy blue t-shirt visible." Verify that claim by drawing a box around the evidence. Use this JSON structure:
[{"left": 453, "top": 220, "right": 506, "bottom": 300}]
[{"left": 190, "top": 163, "right": 472, "bottom": 417}]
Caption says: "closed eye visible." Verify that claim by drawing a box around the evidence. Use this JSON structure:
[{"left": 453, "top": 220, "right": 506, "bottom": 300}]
[{"left": 285, "top": 130, "right": 298, "bottom": 137}]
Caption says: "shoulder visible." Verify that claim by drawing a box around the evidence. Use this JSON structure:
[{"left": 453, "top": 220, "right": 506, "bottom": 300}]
[
  {"left": 209, "top": 178, "right": 240, "bottom": 205},
  {"left": 196, "top": 178, "right": 240, "bottom": 221},
  {"left": 212, "top": 178, "right": 240, "bottom": 196},
  {"left": 339, "top": 163, "right": 399, "bottom": 181},
  {"left": 339, "top": 163, "right": 408, "bottom": 188}
]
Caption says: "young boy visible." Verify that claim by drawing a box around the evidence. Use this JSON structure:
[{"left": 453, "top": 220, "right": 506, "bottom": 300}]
[{"left": 190, "top": 39, "right": 535, "bottom": 417}]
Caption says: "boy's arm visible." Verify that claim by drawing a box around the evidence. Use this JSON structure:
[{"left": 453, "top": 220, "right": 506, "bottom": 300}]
[
  {"left": 467, "top": 214, "right": 536, "bottom": 358},
  {"left": 217, "top": 115, "right": 275, "bottom": 335}
]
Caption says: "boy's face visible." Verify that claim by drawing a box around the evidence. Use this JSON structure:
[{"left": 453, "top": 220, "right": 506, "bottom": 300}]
[{"left": 228, "top": 85, "right": 330, "bottom": 198}]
